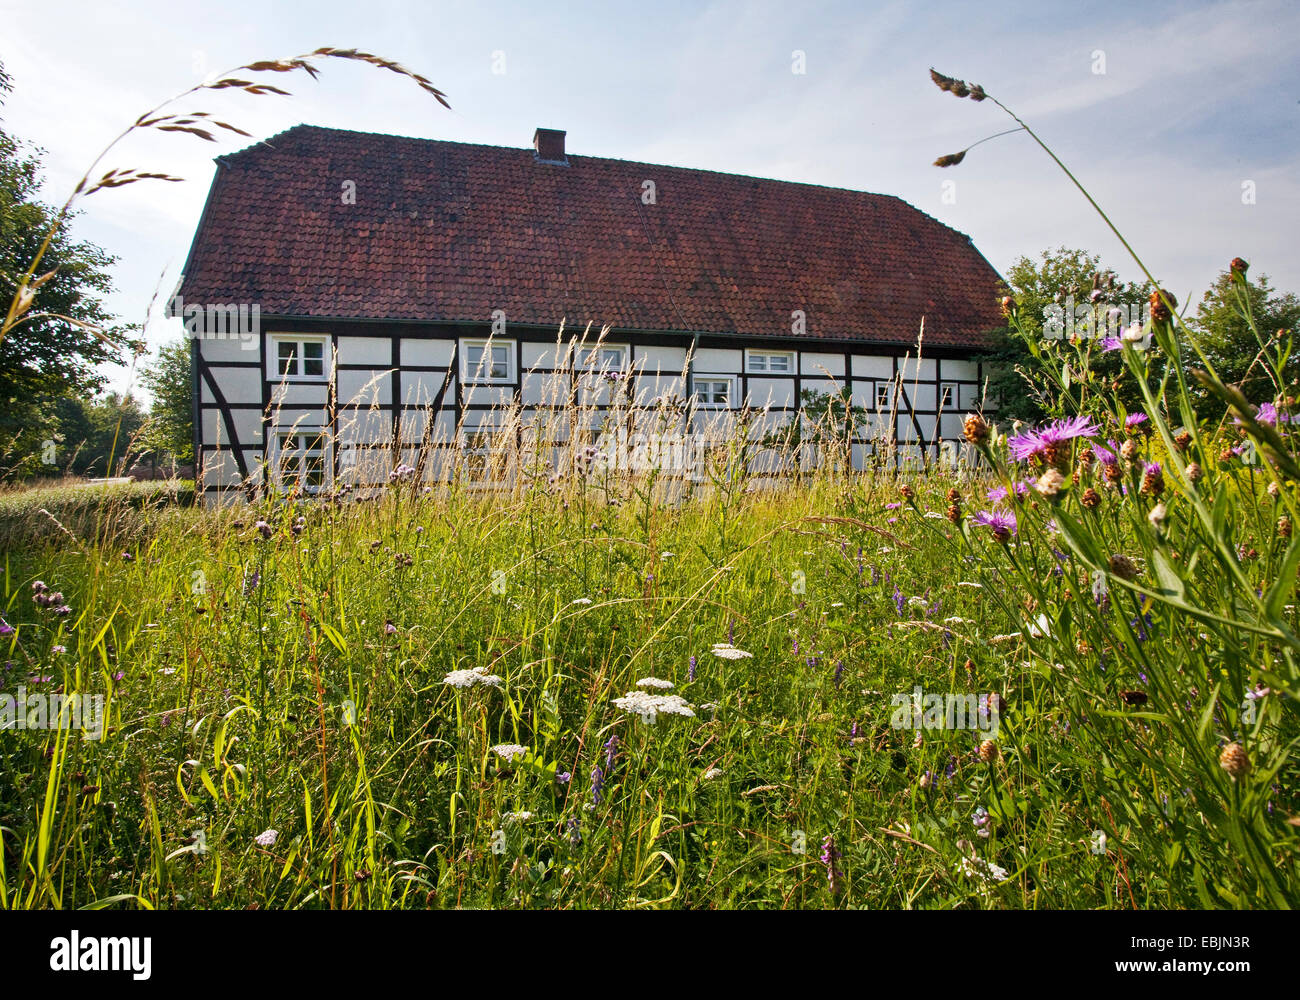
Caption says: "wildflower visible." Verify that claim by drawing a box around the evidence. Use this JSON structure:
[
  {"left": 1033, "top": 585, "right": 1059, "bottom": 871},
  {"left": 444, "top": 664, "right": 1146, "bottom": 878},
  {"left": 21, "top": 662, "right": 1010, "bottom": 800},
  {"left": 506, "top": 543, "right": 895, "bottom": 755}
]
[
  {"left": 567, "top": 817, "right": 582, "bottom": 847},
  {"left": 1007, "top": 415, "right": 1098, "bottom": 469},
  {"left": 571, "top": 597, "right": 593, "bottom": 605},
  {"left": 1185, "top": 461, "right": 1202, "bottom": 483},
  {"left": 688, "top": 655, "right": 697, "bottom": 682},
  {"left": 0, "top": 621, "right": 13, "bottom": 637},
  {"left": 384, "top": 620, "right": 398, "bottom": 635},
  {"left": 1120, "top": 438, "right": 1138, "bottom": 462},
  {"left": 254, "top": 829, "right": 278, "bottom": 847},
  {"left": 820, "top": 835, "right": 843, "bottom": 894},
  {"left": 1141, "top": 461, "right": 1165, "bottom": 497},
  {"left": 491, "top": 743, "right": 529, "bottom": 762},
  {"left": 555, "top": 770, "right": 572, "bottom": 785},
  {"left": 899, "top": 484, "right": 915, "bottom": 501},
  {"left": 591, "top": 765, "right": 605, "bottom": 805},
  {"left": 255, "top": 520, "right": 272, "bottom": 539},
  {"left": 1219, "top": 742, "right": 1250, "bottom": 780},
  {"left": 442, "top": 666, "right": 503, "bottom": 689},
  {"left": 962, "top": 413, "right": 990, "bottom": 446},
  {"left": 502, "top": 810, "right": 534, "bottom": 823},
  {"left": 611, "top": 690, "right": 696, "bottom": 725},
  {"left": 977, "top": 740, "right": 998, "bottom": 764},
  {"left": 1148, "top": 502, "right": 1168, "bottom": 528},
  {"left": 636, "top": 677, "right": 674, "bottom": 691},
  {"left": 32, "top": 581, "right": 47, "bottom": 594},
  {"left": 1230, "top": 257, "right": 1249, "bottom": 276},
  {"left": 1124, "top": 412, "right": 1149, "bottom": 432},
  {"left": 946, "top": 504, "right": 962, "bottom": 524},
  {"left": 1280, "top": 516, "right": 1292, "bottom": 538},
  {"left": 1081, "top": 487, "right": 1101, "bottom": 510},
  {"left": 710, "top": 643, "right": 752, "bottom": 660},
  {"left": 703, "top": 768, "right": 724, "bottom": 780},
  {"left": 52, "top": 644, "right": 66, "bottom": 654},
  {"left": 972, "top": 509, "right": 1016, "bottom": 544},
  {"left": 959, "top": 855, "right": 1009, "bottom": 882},
  {"left": 122, "top": 551, "right": 134, "bottom": 563},
  {"left": 243, "top": 570, "right": 260, "bottom": 595},
  {"left": 893, "top": 585, "right": 905, "bottom": 615},
  {"left": 603, "top": 734, "right": 619, "bottom": 770},
  {"left": 972, "top": 806, "right": 991, "bottom": 839}
]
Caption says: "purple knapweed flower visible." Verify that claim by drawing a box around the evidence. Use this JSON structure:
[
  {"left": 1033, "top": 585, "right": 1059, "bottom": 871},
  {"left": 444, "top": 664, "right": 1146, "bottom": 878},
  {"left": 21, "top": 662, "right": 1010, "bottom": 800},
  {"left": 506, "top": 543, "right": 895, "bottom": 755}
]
[
  {"left": 972, "top": 509, "right": 1017, "bottom": 543},
  {"left": 1008, "top": 415, "right": 1099, "bottom": 465}
]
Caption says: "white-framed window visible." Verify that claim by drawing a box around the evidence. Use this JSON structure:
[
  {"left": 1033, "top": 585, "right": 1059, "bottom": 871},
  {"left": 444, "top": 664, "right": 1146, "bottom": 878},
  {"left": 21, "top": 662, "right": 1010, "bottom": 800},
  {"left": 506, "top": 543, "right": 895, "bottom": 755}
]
[
  {"left": 578, "top": 344, "right": 628, "bottom": 371},
  {"left": 461, "top": 339, "right": 516, "bottom": 383},
  {"left": 693, "top": 375, "right": 735, "bottom": 409},
  {"left": 271, "top": 335, "right": 329, "bottom": 381},
  {"left": 274, "top": 428, "right": 329, "bottom": 491},
  {"left": 745, "top": 350, "right": 795, "bottom": 374},
  {"left": 939, "top": 382, "right": 958, "bottom": 409},
  {"left": 875, "top": 383, "right": 893, "bottom": 410}
]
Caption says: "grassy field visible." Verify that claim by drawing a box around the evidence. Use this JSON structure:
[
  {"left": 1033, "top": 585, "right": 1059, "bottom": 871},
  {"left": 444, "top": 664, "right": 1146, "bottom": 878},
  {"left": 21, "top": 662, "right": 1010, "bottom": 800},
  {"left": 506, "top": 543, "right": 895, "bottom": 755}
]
[{"left": 1, "top": 421, "right": 1296, "bottom": 908}]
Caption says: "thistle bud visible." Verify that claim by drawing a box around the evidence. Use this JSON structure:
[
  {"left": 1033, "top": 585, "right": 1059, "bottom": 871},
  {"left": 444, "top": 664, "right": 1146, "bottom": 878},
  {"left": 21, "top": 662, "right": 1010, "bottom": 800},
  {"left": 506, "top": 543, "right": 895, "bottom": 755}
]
[
  {"left": 1279, "top": 516, "right": 1292, "bottom": 538},
  {"left": 978, "top": 739, "right": 998, "bottom": 763},
  {"left": 962, "top": 413, "right": 990, "bottom": 446},
  {"left": 1230, "top": 257, "right": 1249, "bottom": 276},
  {"left": 1121, "top": 439, "right": 1138, "bottom": 462},
  {"left": 1268, "top": 481, "right": 1280, "bottom": 498},
  {"left": 1219, "top": 742, "right": 1250, "bottom": 780},
  {"left": 1108, "top": 554, "right": 1140, "bottom": 580},
  {"left": 1173, "top": 432, "right": 1192, "bottom": 452},
  {"left": 1081, "top": 487, "right": 1101, "bottom": 509},
  {"left": 1186, "top": 462, "right": 1202, "bottom": 483},
  {"left": 1150, "top": 289, "right": 1177, "bottom": 323},
  {"left": 899, "top": 483, "right": 915, "bottom": 501},
  {"left": 946, "top": 504, "right": 962, "bottom": 524}
]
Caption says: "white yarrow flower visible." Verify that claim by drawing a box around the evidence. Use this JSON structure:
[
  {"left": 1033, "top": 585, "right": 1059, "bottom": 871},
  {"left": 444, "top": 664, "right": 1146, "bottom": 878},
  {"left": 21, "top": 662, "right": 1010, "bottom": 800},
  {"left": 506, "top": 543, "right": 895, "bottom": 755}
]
[
  {"left": 703, "top": 768, "right": 724, "bottom": 780},
  {"left": 636, "top": 676, "right": 674, "bottom": 690},
  {"left": 571, "top": 597, "right": 593, "bottom": 605},
  {"left": 443, "top": 666, "right": 504, "bottom": 689},
  {"left": 612, "top": 690, "right": 696, "bottom": 725},
  {"left": 254, "top": 828, "right": 278, "bottom": 847},
  {"left": 959, "top": 856, "right": 1010, "bottom": 882},
  {"left": 710, "top": 643, "right": 752, "bottom": 660},
  {"left": 491, "top": 743, "right": 529, "bottom": 761}
]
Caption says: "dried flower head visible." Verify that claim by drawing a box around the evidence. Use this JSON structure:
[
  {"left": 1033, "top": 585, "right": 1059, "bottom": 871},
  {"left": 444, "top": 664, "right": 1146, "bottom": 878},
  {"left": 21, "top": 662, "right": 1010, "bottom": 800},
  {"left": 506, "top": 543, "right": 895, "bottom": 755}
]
[
  {"left": 1108, "top": 554, "right": 1140, "bottom": 580},
  {"left": 963, "top": 413, "right": 991, "bottom": 446},
  {"left": 1081, "top": 487, "right": 1101, "bottom": 510},
  {"left": 1219, "top": 742, "right": 1250, "bottom": 780}
]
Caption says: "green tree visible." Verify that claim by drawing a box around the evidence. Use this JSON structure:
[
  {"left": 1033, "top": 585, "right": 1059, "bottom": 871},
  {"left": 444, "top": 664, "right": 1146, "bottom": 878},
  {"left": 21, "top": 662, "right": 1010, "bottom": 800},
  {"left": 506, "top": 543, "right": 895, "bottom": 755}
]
[
  {"left": 1191, "top": 267, "right": 1300, "bottom": 407},
  {"left": 0, "top": 59, "right": 133, "bottom": 478},
  {"left": 140, "top": 338, "right": 194, "bottom": 464},
  {"left": 987, "top": 247, "right": 1154, "bottom": 421}
]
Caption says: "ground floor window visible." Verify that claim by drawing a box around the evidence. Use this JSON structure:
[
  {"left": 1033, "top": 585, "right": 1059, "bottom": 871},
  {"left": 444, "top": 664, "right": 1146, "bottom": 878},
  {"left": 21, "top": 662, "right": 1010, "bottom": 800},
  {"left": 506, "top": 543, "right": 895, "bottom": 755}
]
[{"left": 275, "top": 429, "right": 329, "bottom": 491}]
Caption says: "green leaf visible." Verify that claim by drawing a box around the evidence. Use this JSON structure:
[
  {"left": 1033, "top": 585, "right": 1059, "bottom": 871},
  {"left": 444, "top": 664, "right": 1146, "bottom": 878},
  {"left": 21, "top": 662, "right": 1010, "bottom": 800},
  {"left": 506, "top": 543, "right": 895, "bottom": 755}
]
[
  {"left": 1150, "top": 549, "right": 1186, "bottom": 603},
  {"left": 1265, "top": 534, "right": 1300, "bottom": 619}
]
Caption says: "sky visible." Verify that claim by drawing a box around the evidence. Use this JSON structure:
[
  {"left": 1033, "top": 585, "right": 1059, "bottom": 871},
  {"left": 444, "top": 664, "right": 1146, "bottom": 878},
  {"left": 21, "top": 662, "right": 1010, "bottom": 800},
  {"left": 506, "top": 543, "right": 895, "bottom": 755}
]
[{"left": 2, "top": 0, "right": 1297, "bottom": 402}]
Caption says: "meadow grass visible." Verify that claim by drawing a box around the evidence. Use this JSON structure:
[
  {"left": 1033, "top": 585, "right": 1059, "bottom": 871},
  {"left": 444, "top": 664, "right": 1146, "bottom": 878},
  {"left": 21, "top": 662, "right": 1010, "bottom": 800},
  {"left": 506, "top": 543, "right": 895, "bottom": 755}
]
[{"left": 1, "top": 439, "right": 1295, "bottom": 909}]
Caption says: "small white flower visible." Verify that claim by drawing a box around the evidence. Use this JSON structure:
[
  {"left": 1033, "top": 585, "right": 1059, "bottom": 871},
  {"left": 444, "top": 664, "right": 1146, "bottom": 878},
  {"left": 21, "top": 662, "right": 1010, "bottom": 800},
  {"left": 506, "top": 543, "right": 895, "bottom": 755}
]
[
  {"left": 959, "top": 856, "right": 1010, "bottom": 882},
  {"left": 636, "top": 677, "right": 674, "bottom": 690},
  {"left": 703, "top": 768, "right": 724, "bottom": 780},
  {"left": 1091, "top": 569, "right": 1109, "bottom": 601},
  {"left": 491, "top": 743, "right": 529, "bottom": 761},
  {"left": 571, "top": 597, "right": 593, "bottom": 605},
  {"left": 907, "top": 596, "right": 928, "bottom": 608},
  {"left": 710, "top": 643, "right": 752, "bottom": 660},
  {"left": 443, "top": 666, "right": 504, "bottom": 689},
  {"left": 502, "top": 810, "right": 534, "bottom": 823},
  {"left": 830, "top": 602, "right": 844, "bottom": 608},
  {"left": 660, "top": 551, "right": 674, "bottom": 559},
  {"left": 254, "top": 828, "right": 278, "bottom": 847},
  {"left": 1148, "top": 502, "right": 1167, "bottom": 527},
  {"left": 943, "top": 616, "right": 973, "bottom": 625},
  {"left": 612, "top": 690, "right": 696, "bottom": 725},
  {"left": 957, "top": 581, "right": 983, "bottom": 589},
  {"left": 158, "top": 667, "right": 176, "bottom": 675}
]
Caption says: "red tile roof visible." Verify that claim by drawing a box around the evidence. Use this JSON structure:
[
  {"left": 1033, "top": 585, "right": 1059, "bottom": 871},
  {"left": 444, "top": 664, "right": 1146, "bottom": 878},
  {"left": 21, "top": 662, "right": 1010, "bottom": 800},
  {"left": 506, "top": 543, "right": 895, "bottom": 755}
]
[{"left": 179, "top": 125, "right": 1005, "bottom": 349}]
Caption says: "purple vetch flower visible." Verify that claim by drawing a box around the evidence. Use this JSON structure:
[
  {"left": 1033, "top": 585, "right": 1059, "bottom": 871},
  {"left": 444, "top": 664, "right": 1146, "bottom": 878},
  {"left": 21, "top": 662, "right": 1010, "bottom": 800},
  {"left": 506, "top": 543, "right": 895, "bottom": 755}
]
[
  {"left": 893, "top": 585, "right": 905, "bottom": 616},
  {"left": 972, "top": 806, "right": 991, "bottom": 839},
  {"left": 0, "top": 620, "right": 13, "bottom": 636},
  {"left": 567, "top": 816, "right": 582, "bottom": 847},
  {"left": 590, "top": 765, "right": 605, "bottom": 805},
  {"left": 384, "top": 621, "right": 398, "bottom": 635},
  {"left": 833, "top": 661, "right": 844, "bottom": 688},
  {"left": 688, "top": 655, "right": 697, "bottom": 682},
  {"left": 944, "top": 756, "right": 957, "bottom": 780},
  {"left": 243, "top": 570, "right": 260, "bottom": 595},
  {"left": 972, "top": 509, "right": 1017, "bottom": 543},
  {"left": 792, "top": 638, "right": 799, "bottom": 655},
  {"left": 1007, "top": 415, "right": 1099, "bottom": 465},
  {"left": 113, "top": 671, "right": 125, "bottom": 681},
  {"left": 555, "top": 770, "right": 572, "bottom": 785},
  {"left": 820, "top": 835, "right": 843, "bottom": 894},
  {"left": 603, "top": 734, "right": 620, "bottom": 771}
]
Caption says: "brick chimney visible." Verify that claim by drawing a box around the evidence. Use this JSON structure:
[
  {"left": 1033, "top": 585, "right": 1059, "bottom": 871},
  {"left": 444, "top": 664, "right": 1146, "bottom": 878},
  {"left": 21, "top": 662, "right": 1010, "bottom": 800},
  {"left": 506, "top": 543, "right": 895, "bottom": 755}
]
[{"left": 533, "top": 127, "right": 567, "bottom": 164}]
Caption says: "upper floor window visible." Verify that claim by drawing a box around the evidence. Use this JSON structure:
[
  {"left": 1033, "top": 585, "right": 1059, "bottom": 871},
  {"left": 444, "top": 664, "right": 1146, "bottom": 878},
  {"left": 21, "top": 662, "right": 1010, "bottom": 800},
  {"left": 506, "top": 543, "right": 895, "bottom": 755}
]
[
  {"left": 939, "top": 382, "right": 958, "bottom": 409},
  {"left": 272, "top": 335, "right": 329, "bottom": 381},
  {"left": 462, "top": 339, "right": 516, "bottom": 383},
  {"left": 746, "top": 350, "right": 795, "bottom": 374}
]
